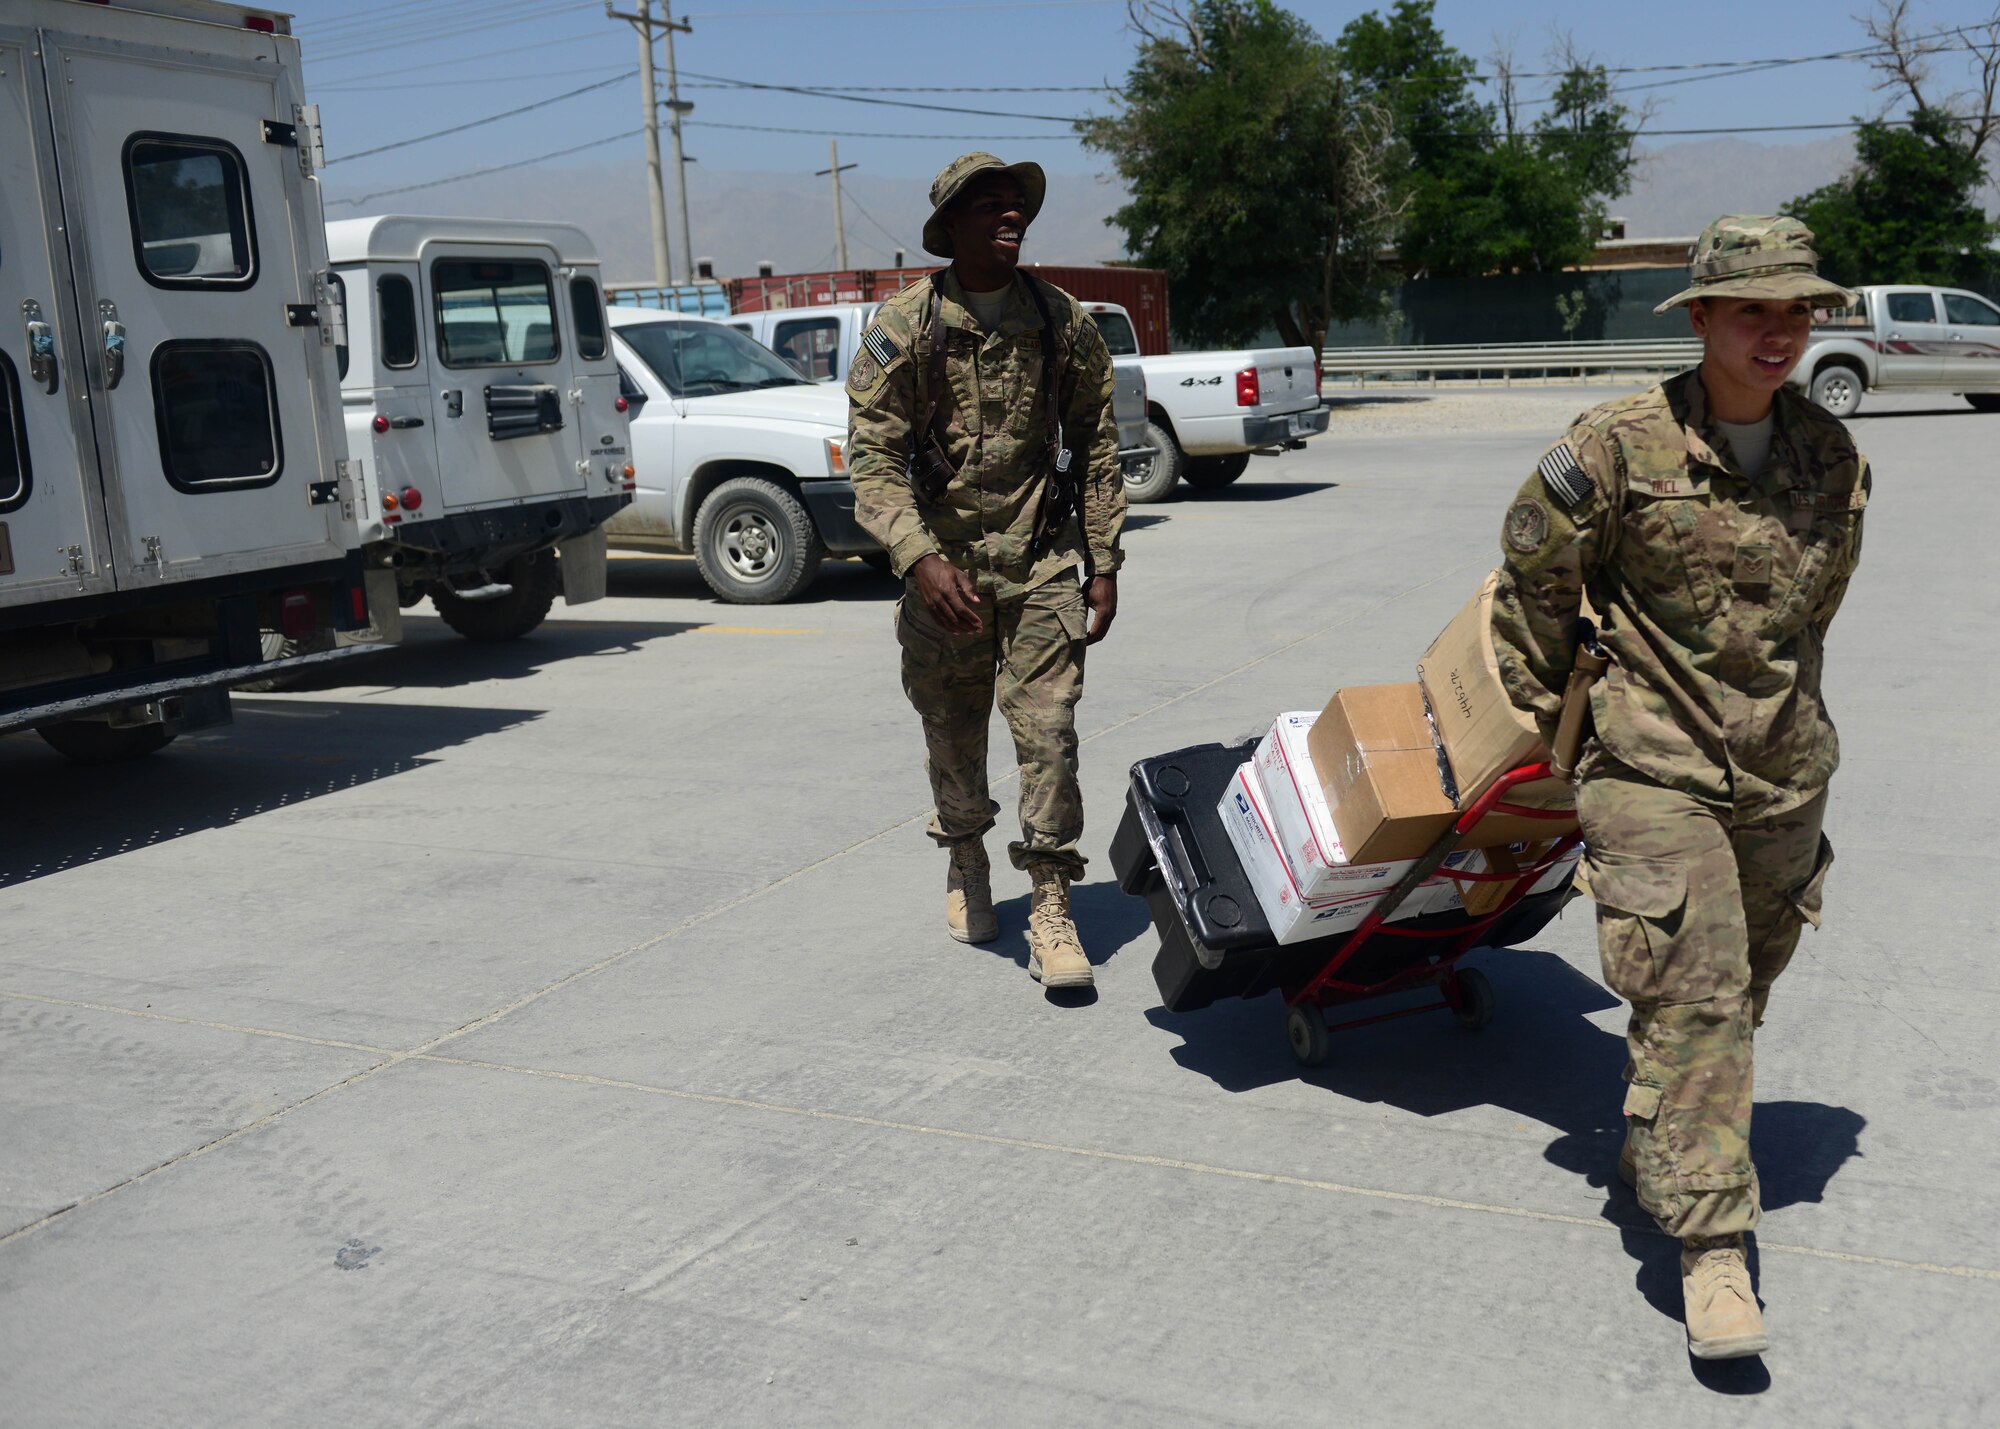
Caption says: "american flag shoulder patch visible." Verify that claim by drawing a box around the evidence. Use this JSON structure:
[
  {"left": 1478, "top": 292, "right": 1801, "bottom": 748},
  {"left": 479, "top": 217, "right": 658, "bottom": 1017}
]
[
  {"left": 861, "top": 325, "right": 902, "bottom": 369},
  {"left": 1537, "top": 443, "right": 1595, "bottom": 509}
]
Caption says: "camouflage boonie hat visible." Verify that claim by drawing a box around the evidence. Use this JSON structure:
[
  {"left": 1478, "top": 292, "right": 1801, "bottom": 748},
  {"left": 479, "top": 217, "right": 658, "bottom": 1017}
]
[
  {"left": 920, "top": 151, "right": 1046, "bottom": 259},
  {"left": 1653, "top": 213, "right": 1858, "bottom": 314}
]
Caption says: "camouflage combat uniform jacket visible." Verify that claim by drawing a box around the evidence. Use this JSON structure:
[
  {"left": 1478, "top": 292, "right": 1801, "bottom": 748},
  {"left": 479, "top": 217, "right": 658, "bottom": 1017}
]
[
  {"left": 846, "top": 270, "right": 1125, "bottom": 598},
  {"left": 1492, "top": 370, "right": 1869, "bottom": 820}
]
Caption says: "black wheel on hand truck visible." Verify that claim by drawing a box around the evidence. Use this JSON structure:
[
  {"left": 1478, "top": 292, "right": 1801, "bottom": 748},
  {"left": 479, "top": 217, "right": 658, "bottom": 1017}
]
[
  {"left": 1451, "top": 967, "right": 1496, "bottom": 1031},
  {"left": 1285, "top": 1004, "right": 1331, "bottom": 1067}
]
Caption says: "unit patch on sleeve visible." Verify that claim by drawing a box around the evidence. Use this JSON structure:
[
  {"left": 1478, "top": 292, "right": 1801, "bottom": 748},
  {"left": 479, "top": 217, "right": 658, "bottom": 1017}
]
[
  {"left": 1505, "top": 497, "right": 1551, "bottom": 554},
  {"left": 1536, "top": 442, "right": 1596, "bottom": 509}
]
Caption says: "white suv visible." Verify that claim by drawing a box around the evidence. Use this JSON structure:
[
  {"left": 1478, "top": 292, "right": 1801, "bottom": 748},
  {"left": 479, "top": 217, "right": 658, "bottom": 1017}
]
[{"left": 603, "top": 308, "right": 878, "bottom": 603}]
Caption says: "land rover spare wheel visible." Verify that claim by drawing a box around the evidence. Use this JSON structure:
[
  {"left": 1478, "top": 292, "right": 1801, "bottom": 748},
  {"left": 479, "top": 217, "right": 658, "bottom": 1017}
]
[{"left": 693, "top": 476, "right": 826, "bottom": 604}]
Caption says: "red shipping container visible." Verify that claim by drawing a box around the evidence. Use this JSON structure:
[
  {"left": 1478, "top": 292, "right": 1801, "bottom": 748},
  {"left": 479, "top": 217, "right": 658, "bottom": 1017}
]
[{"left": 724, "top": 263, "right": 1171, "bottom": 355}]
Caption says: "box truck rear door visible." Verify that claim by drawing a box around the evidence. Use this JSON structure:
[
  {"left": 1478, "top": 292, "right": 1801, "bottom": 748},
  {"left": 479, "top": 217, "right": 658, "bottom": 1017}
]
[
  {"left": 40, "top": 24, "right": 348, "bottom": 585},
  {"left": 0, "top": 23, "right": 117, "bottom": 608}
]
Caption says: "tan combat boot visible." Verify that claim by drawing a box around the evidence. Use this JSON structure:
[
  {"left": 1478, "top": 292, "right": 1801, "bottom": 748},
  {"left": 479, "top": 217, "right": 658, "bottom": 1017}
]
[
  {"left": 1026, "top": 864, "right": 1093, "bottom": 989},
  {"left": 945, "top": 841, "right": 998, "bottom": 944},
  {"left": 1681, "top": 1235, "right": 1769, "bottom": 1360}
]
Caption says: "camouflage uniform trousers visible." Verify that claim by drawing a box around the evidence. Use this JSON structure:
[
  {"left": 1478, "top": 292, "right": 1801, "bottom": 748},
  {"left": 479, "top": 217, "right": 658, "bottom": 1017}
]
[
  {"left": 895, "top": 570, "right": 1090, "bottom": 878},
  {"left": 1577, "top": 748, "right": 1835, "bottom": 1240}
]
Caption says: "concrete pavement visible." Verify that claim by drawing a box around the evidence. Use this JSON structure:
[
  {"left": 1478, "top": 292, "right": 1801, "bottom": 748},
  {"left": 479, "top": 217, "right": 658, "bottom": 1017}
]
[{"left": 2, "top": 387, "right": 1995, "bottom": 1426}]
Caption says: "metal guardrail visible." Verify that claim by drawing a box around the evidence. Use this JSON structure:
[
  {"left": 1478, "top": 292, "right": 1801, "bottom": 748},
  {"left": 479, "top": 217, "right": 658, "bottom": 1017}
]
[{"left": 1320, "top": 338, "right": 1702, "bottom": 386}]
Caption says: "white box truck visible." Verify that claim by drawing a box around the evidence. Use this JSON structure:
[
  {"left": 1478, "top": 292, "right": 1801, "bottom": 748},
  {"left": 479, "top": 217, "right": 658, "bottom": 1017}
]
[{"left": 1, "top": 0, "right": 392, "bottom": 762}]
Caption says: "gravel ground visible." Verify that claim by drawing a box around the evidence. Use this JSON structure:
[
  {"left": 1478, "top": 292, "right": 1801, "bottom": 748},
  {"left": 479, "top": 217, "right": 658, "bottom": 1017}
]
[{"left": 1321, "top": 382, "right": 1663, "bottom": 436}]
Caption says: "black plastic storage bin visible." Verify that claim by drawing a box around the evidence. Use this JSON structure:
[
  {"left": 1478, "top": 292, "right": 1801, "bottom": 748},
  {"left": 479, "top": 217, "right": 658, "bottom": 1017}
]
[{"left": 1112, "top": 742, "right": 1577, "bottom": 1013}]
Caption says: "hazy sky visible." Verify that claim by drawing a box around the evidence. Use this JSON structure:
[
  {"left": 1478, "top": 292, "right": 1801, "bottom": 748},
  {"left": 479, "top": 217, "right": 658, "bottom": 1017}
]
[{"left": 295, "top": 0, "right": 1995, "bottom": 207}]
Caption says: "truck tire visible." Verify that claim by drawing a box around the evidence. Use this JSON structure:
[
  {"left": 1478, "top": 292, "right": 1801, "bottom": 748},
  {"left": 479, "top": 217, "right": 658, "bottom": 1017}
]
[
  {"left": 1124, "top": 419, "right": 1183, "bottom": 503},
  {"left": 36, "top": 719, "right": 176, "bottom": 764},
  {"left": 693, "top": 476, "right": 825, "bottom": 604},
  {"left": 1184, "top": 453, "right": 1250, "bottom": 490},
  {"left": 1809, "top": 363, "right": 1863, "bottom": 418},
  {"left": 1967, "top": 394, "right": 2000, "bottom": 413},
  {"left": 432, "top": 551, "right": 560, "bottom": 640},
  {"left": 237, "top": 629, "right": 331, "bottom": 693}
]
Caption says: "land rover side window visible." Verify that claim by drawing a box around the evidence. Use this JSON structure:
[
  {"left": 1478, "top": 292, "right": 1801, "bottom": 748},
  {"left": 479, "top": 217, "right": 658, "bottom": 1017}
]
[
  {"left": 123, "top": 134, "right": 256, "bottom": 288},
  {"left": 329, "top": 273, "right": 350, "bottom": 380},
  {"left": 432, "top": 259, "right": 558, "bottom": 368},
  {"left": 1886, "top": 292, "right": 1939, "bottom": 324},
  {"left": 1089, "top": 310, "right": 1139, "bottom": 356},
  {"left": 150, "top": 341, "right": 282, "bottom": 492},
  {"left": 1944, "top": 293, "right": 2000, "bottom": 326},
  {"left": 378, "top": 275, "right": 418, "bottom": 369},
  {"left": 773, "top": 318, "right": 840, "bottom": 380},
  {"left": 570, "top": 276, "right": 608, "bottom": 360},
  {"left": 0, "top": 352, "right": 28, "bottom": 514}
]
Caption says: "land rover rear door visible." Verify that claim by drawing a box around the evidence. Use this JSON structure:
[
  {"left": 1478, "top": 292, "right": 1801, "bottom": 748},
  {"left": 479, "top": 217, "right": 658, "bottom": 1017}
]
[
  {"left": 0, "top": 18, "right": 115, "bottom": 608},
  {"left": 37, "top": 12, "right": 349, "bottom": 585},
  {"left": 423, "top": 244, "right": 585, "bottom": 512}
]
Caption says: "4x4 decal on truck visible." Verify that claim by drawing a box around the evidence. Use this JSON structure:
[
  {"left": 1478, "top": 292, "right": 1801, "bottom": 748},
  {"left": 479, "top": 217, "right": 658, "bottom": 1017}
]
[{"left": 1179, "top": 375, "right": 1222, "bottom": 386}]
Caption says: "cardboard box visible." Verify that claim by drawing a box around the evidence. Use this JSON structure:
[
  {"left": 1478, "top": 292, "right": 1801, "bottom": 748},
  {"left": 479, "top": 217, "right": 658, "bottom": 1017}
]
[
  {"left": 1422, "top": 841, "right": 1584, "bottom": 919},
  {"left": 1216, "top": 764, "right": 1396, "bottom": 945},
  {"left": 1305, "top": 683, "right": 1461, "bottom": 863},
  {"left": 1415, "top": 571, "right": 1575, "bottom": 818},
  {"left": 1250, "top": 712, "right": 1418, "bottom": 901}
]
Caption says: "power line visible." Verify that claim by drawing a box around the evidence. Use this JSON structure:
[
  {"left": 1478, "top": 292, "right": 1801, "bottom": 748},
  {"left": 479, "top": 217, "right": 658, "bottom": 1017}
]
[
  {"left": 841, "top": 188, "right": 916, "bottom": 256},
  {"left": 305, "top": 31, "right": 611, "bottom": 81},
  {"left": 684, "top": 120, "right": 1081, "bottom": 140},
  {"left": 685, "top": 0, "right": 1117, "bottom": 15},
  {"left": 316, "top": 64, "right": 622, "bottom": 93},
  {"left": 327, "top": 72, "right": 637, "bottom": 165},
  {"left": 326, "top": 130, "right": 645, "bottom": 208},
  {"left": 677, "top": 69, "right": 1082, "bottom": 122},
  {"left": 305, "top": 1, "right": 602, "bottom": 65}
]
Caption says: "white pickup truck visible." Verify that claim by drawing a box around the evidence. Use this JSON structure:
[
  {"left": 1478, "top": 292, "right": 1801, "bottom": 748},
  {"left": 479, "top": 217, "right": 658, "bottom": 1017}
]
[
  {"left": 728, "top": 299, "right": 1314, "bottom": 502},
  {"left": 1081, "top": 302, "right": 1328, "bottom": 501},
  {"left": 1792, "top": 284, "right": 2000, "bottom": 417},
  {"left": 602, "top": 308, "right": 872, "bottom": 603}
]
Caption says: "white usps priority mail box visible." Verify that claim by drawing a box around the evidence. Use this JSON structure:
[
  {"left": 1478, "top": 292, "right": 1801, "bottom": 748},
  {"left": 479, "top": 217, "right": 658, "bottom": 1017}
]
[
  {"left": 1251, "top": 711, "right": 1419, "bottom": 900},
  {"left": 1217, "top": 763, "right": 1392, "bottom": 946}
]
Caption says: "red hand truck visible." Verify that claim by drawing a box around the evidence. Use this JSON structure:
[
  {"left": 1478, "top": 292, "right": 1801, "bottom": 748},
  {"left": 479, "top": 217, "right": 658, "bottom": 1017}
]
[{"left": 1281, "top": 761, "right": 1582, "bottom": 1066}]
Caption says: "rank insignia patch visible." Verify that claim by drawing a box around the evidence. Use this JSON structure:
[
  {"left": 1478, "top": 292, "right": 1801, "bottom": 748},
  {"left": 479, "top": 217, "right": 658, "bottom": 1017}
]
[
  {"left": 861, "top": 325, "right": 901, "bottom": 369},
  {"left": 1505, "top": 497, "right": 1550, "bottom": 553},
  {"left": 1537, "top": 442, "right": 1595, "bottom": 509}
]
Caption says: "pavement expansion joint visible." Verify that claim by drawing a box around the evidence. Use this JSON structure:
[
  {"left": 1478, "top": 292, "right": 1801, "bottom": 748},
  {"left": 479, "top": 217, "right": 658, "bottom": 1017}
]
[{"left": 412, "top": 1050, "right": 2000, "bottom": 1286}]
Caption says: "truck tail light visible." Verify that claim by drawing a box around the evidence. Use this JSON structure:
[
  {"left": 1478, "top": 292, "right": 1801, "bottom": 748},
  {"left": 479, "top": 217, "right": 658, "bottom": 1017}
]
[
  {"left": 381, "top": 491, "right": 398, "bottom": 511},
  {"left": 372, "top": 415, "right": 390, "bottom": 434},
  {"left": 279, "top": 590, "right": 315, "bottom": 641},
  {"left": 244, "top": 15, "right": 277, "bottom": 32},
  {"left": 1236, "top": 367, "right": 1259, "bottom": 407},
  {"left": 400, "top": 486, "right": 423, "bottom": 511},
  {"left": 615, "top": 396, "right": 629, "bottom": 413}
]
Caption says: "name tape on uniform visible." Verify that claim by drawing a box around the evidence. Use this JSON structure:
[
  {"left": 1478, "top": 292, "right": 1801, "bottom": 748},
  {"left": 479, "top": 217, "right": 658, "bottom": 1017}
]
[
  {"left": 1537, "top": 443, "right": 1595, "bottom": 509},
  {"left": 1790, "top": 488, "right": 1868, "bottom": 512}
]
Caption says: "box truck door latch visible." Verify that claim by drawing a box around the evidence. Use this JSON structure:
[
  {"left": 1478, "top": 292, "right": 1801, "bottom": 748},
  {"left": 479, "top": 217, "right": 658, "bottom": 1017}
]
[{"left": 263, "top": 105, "right": 323, "bottom": 175}]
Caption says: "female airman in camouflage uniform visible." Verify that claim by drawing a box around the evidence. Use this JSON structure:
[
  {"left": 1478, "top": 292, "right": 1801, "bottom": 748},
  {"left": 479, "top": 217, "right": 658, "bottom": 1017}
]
[{"left": 1491, "top": 215, "right": 1866, "bottom": 1359}]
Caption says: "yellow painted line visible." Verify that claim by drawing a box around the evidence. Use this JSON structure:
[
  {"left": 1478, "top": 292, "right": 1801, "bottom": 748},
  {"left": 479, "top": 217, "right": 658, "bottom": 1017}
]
[{"left": 692, "top": 625, "right": 822, "bottom": 635}]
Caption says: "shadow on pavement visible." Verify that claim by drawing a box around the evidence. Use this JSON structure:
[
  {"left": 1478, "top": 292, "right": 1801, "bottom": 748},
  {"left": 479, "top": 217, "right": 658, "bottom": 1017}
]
[
  {"left": 607, "top": 556, "right": 897, "bottom": 605},
  {"left": 276, "top": 614, "right": 698, "bottom": 692},
  {"left": 1147, "top": 942, "right": 1864, "bottom": 1376},
  {"left": 1848, "top": 405, "right": 1995, "bottom": 421},
  {"left": 1181, "top": 480, "right": 1337, "bottom": 503},
  {"left": 0, "top": 697, "right": 537, "bottom": 888}
]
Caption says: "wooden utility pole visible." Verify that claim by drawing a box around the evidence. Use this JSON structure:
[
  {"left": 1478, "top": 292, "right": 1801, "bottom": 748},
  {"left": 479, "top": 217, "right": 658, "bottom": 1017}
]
[
  {"left": 607, "top": 2, "right": 695, "bottom": 286},
  {"left": 816, "top": 140, "right": 857, "bottom": 271}
]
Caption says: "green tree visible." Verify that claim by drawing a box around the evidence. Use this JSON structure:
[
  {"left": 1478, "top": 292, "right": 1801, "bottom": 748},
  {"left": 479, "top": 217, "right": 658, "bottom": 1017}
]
[
  {"left": 1079, "top": 0, "right": 1398, "bottom": 351},
  {"left": 1789, "top": 109, "right": 1996, "bottom": 288},
  {"left": 1334, "top": 1, "right": 1636, "bottom": 276}
]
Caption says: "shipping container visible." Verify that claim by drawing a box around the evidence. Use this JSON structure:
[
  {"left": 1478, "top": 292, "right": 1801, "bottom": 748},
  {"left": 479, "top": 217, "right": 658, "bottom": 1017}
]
[{"left": 725, "top": 264, "right": 1171, "bottom": 354}]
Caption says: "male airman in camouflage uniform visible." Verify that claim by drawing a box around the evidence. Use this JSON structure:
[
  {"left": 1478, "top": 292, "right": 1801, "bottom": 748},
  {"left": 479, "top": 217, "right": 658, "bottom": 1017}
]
[
  {"left": 1491, "top": 216, "right": 1866, "bottom": 1359},
  {"left": 847, "top": 152, "right": 1125, "bottom": 990}
]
